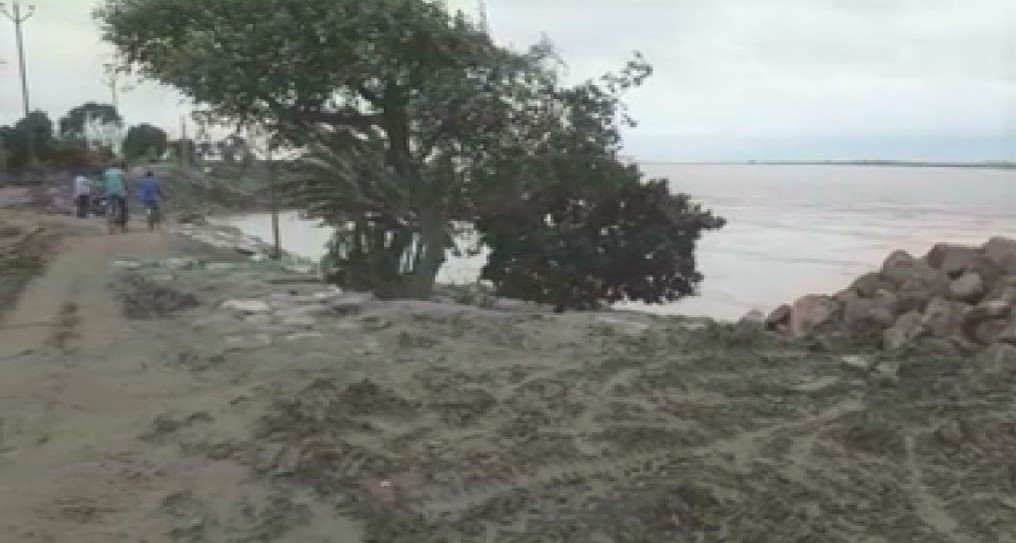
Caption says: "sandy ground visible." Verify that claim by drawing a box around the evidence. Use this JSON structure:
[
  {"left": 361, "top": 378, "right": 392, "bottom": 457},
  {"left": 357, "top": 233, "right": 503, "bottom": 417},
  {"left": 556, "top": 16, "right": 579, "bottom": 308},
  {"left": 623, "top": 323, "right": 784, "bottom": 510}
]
[{"left": 1, "top": 212, "right": 1014, "bottom": 542}]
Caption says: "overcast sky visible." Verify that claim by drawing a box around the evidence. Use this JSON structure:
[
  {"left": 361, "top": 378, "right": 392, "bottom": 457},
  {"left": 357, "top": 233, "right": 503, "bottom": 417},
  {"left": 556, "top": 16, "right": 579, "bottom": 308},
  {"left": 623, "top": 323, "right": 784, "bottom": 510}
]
[{"left": 1, "top": 0, "right": 1013, "bottom": 161}]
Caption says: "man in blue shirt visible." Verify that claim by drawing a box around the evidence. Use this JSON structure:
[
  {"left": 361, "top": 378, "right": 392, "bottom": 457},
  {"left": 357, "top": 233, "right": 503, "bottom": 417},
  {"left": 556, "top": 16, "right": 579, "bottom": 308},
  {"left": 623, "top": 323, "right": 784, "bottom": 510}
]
[{"left": 136, "top": 171, "right": 165, "bottom": 230}]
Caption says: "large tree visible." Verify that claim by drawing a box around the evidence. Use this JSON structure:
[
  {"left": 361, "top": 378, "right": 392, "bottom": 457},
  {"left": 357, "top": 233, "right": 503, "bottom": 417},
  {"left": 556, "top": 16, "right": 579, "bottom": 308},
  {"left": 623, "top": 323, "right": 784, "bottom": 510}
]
[
  {"left": 123, "top": 123, "right": 168, "bottom": 161},
  {"left": 59, "top": 102, "right": 123, "bottom": 140},
  {"left": 98, "top": 0, "right": 723, "bottom": 306},
  {"left": 2, "top": 111, "right": 56, "bottom": 171}
]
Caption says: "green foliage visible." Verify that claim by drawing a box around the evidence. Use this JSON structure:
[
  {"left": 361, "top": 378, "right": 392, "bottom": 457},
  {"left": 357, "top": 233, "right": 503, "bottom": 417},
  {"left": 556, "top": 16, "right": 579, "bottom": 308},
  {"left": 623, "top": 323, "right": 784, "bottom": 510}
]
[
  {"left": 123, "top": 123, "right": 168, "bottom": 161},
  {"left": 98, "top": 0, "right": 724, "bottom": 307},
  {"left": 1, "top": 111, "right": 57, "bottom": 172},
  {"left": 59, "top": 102, "right": 122, "bottom": 139},
  {"left": 480, "top": 176, "right": 725, "bottom": 311}
]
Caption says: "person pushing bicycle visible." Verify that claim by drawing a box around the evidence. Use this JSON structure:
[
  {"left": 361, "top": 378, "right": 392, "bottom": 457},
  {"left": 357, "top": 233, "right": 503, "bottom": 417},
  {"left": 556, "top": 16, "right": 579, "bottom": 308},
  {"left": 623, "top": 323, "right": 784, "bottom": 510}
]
[{"left": 136, "top": 170, "right": 166, "bottom": 230}]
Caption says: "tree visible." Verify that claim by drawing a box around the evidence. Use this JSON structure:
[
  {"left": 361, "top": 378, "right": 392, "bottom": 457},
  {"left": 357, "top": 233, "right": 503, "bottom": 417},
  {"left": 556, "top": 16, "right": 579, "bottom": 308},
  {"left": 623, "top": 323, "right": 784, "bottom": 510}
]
[
  {"left": 98, "top": 0, "right": 724, "bottom": 306},
  {"left": 59, "top": 102, "right": 122, "bottom": 140},
  {"left": 123, "top": 123, "right": 168, "bottom": 161},
  {"left": 3, "top": 111, "right": 56, "bottom": 171}
]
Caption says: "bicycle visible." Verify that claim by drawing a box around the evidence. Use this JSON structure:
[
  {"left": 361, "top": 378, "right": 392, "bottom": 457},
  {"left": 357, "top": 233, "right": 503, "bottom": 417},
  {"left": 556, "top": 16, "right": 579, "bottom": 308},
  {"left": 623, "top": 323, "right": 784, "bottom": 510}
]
[
  {"left": 106, "top": 196, "right": 128, "bottom": 234},
  {"left": 145, "top": 203, "right": 162, "bottom": 231}
]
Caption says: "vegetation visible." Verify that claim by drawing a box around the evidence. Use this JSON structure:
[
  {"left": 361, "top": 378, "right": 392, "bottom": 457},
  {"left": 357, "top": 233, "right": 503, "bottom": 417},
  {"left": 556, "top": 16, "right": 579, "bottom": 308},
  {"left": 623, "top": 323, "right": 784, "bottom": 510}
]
[
  {"left": 122, "top": 123, "right": 168, "bottom": 161},
  {"left": 97, "top": 0, "right": 724, "bottom": 309}
]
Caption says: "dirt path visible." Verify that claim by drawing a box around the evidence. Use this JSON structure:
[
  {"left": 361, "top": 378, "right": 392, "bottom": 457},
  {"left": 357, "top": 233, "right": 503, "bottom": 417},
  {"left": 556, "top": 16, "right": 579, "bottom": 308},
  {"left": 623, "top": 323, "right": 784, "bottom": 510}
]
[{"left": 0, "top": 224, "right": 233, "bottom": 542}]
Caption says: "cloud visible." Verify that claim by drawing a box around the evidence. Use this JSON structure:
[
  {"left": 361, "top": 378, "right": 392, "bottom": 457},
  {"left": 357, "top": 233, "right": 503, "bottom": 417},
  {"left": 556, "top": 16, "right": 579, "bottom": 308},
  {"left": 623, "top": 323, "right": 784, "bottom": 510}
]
[{"left": 2, "top": 0, "right": 1013, "bottom": 160}]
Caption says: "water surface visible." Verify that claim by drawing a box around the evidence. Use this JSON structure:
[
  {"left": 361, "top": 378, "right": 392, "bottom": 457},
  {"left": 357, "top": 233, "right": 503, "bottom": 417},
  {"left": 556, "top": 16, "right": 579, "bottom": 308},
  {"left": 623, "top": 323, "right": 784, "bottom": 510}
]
[{"left": 218, "top": 165, "right": 1016, "bottom": 320}]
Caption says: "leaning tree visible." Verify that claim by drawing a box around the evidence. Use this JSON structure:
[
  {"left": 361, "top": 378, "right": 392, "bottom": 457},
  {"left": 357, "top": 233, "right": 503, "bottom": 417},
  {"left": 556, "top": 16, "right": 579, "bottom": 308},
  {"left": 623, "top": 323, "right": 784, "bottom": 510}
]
[{"left": 97, "top": 0, "right": 723, "bottom": 307}]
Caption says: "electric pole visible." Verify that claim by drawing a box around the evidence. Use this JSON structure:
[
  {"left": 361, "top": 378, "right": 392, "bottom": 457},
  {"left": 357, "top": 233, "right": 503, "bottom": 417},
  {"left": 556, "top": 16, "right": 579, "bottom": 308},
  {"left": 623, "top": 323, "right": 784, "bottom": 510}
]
[
  {"left": 478, "top": 0, "right": 489, "bottom": 34},
  {"left": 1, "top": 1, "right": 35, "bottom": 117}
]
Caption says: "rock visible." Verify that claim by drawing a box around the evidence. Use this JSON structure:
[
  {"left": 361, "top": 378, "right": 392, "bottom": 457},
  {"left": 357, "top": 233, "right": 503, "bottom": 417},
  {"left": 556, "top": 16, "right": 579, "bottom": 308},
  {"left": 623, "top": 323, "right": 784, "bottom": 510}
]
[
  {"left": 221, "top": 299, "right": 272, "bottom": 314},
  {"left": 850, "top": 273, "right": 896, "bottom": 298},
  {"left": 112, "top": 259, "right": 144, "bottom": 270},
  {"left": 974, "top": 342, "right": 1016, "bottom": 376},
  {"left": 998, "top": 319, "right": 1016, "bottom": 346},
  {"left": 964, "top": 299, "right": 1012, "bottom": 324},
  {"left": 163, "top": 257, "right": 199, "bottom": 270},
  {"left": 896, "top": 274, "right": 950, "bottom": 314},
  {"left": 881, "top": 250, "right": 916, "bottom": 279},
  {"left": 983, "top": 237, "right": 1016, "bottom": 274},
  {"left": 967, "top": 254, "right": 1004, "bottom": 286},
  {"left": 984, "top": 276, "right": 1016, "bottom": 304},
  {"left": 766, "top": 304, "right": 792, "bottom": 331},
  {"left": 920, "top": 297, "right": 969, "bottom": 338},
  {"left": 949, "top": 271, "right": 985, "bottom": 303},
  {"left": 884, "top": 311, "right": 923, "bottom": 350},
  {"left": 970, "top": 318, "right": 1010, "bottom": 345},
  {"left": 882, "top": 250, "right": 949, "bottom": 306},
  {"left": 149, "top": 274, "right": 176, "bottom": 283},
  {"left": 924, "top": 243, "right": 979, "bottom": 277},
  {"left": 844, "top": 295, "right": 896, "bottom": 329},
  {"left": 789, "top": 295, "right": 840, "bottom": 338},
  {"left": 738, "top": 310, "right": 766, "bottom": 330}
]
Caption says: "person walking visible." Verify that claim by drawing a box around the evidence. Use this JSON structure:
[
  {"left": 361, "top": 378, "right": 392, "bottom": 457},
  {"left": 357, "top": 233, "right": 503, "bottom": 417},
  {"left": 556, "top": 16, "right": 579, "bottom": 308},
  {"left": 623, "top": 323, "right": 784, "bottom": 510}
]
[
  {"left": 73, "top": 171, "right": 92, "bottom": 219},
  {"left": 102, "top": 161, "right": 129, "bottom": 233},
  {"left": 135, "top": 170, "right": 166, "bottom": 231}
]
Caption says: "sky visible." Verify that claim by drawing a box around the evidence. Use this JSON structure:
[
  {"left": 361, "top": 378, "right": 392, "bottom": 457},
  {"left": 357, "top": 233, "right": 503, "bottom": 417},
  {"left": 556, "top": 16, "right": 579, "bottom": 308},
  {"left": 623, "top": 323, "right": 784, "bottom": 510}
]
[{"left": 0, "top": 0, "right": 1013, "bottom": 162}]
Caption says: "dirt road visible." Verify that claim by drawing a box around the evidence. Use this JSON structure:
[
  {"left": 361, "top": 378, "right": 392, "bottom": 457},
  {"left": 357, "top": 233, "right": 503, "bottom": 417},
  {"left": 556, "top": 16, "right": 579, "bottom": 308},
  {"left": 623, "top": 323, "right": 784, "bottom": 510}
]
[{"left": 0, "top": 221, "right": 346, "bottom": 542}]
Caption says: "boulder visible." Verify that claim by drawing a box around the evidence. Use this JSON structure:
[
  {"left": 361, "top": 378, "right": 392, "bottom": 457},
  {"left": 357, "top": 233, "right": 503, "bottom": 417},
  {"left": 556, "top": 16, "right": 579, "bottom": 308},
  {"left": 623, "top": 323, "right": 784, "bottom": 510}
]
[
  {"left": 843, "top": 295, "right": 896, "bottom": 329},
  {"left": 983, "top": 276, "right": 1016, "bottom": 304},
  {"left": 881, "top": 250, "right": 916, "bottom": 279},
  {"left": 919, "top": 297, "right": 969, "bottom": 338},
  {"left": 884, "top": 311, "right": 923, "bottom": 350},
  {"left": 766, "top": 304, "right": 792, "bottom": 331},
  {"left": 970, "top": 318, "right": 1010, "bottom": 345},
  {"left": 924, "top": 243, "right": 979, "bottom": 277},
  {"left": 962, "top": 300, "right": 1012, "bottom": 343},
  {"left": 948, "top": 271, "right": 985, "bottom": 303},
  {"left": 967, "top": 254, "right": 1004, "bottom": 287},
  {"left": 850, "top": 272, "right": 896, "bottom": 298},
  {"left": 983, "top": 237, "right": 1016, "bottom": 274},
  {"left": 998, "top": 319, "right": 1016, "bottom": 346},
  {"left": 790, "top": 295, "right": 840, "bottom": 338}
]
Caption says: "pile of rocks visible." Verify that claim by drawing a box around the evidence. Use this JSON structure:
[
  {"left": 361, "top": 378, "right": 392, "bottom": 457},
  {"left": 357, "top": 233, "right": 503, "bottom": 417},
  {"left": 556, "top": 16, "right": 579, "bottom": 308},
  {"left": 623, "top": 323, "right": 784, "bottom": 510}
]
[{"left": 760, "top": 237, "right": 1016, "bottom": 357}]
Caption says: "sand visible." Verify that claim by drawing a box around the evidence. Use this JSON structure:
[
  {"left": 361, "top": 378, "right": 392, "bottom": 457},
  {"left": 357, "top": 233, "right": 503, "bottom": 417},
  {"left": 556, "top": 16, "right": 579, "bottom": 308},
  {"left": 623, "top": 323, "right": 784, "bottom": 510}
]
[{"left": 0, "top": 215, "right": 1013, "bottom": 542}]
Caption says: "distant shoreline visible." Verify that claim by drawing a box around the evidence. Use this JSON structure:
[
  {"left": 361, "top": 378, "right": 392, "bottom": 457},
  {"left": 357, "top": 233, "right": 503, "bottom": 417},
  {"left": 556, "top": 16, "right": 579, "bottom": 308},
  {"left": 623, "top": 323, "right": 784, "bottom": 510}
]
[{"left": 640, "top": 160, "right": 1015, "bottom": 170}]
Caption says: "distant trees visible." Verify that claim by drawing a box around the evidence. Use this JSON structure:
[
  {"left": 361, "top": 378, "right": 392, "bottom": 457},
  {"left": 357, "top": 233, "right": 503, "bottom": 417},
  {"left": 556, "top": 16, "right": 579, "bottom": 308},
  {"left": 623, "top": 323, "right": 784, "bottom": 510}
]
[
  {"left": 59, "top": 102, "right": 122, "bottom": 140},
  {"left": 123, "top": 123, "right": 168, "bottom": 161},
  {"left": 98, "top": 0, "right": 725, "bottom": 309}
]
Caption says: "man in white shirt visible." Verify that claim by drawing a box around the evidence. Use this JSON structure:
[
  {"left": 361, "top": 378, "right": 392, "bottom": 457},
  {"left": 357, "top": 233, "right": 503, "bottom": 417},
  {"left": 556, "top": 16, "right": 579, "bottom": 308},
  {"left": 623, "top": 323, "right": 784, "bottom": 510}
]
[{"left": 73, "top": 171, "right": 92, "bottom": 218}]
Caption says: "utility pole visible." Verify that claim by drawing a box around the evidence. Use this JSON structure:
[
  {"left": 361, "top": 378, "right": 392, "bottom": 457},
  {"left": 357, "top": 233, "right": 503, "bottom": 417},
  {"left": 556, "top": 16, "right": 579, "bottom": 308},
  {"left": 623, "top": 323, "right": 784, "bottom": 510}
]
[
  {"left": 268, "top": 144, "right": 281, "bottom": 259},
  {"left": 1, "top": 1, "right": 34, "bottom": 117},
  {"left": 2, "top": 2, "right": 36, "bottom": 167},
  {"left": 179, "top": 115, "right": 188, "bottom": 169},
  {"left": 477, "top": 0, "right": 489, "bottom": 34}
]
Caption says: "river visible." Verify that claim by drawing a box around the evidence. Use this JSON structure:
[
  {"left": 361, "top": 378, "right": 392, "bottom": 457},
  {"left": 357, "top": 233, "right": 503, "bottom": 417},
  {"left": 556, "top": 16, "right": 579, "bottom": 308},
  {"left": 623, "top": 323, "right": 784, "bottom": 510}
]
[{"left": 215, "top": 165, "right": 1016, "bottom": 320}]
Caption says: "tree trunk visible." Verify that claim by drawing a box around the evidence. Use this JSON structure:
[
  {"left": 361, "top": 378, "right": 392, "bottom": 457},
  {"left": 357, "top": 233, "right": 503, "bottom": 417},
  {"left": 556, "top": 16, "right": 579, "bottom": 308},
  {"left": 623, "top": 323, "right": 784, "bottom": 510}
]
[{"left": 410, "top": 210, "right": 447, "bottom": 300}]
